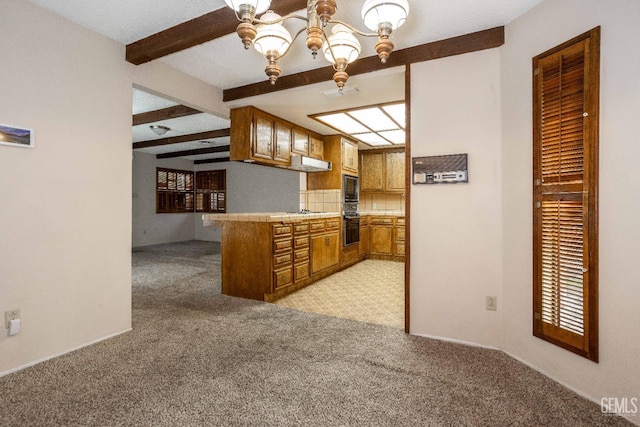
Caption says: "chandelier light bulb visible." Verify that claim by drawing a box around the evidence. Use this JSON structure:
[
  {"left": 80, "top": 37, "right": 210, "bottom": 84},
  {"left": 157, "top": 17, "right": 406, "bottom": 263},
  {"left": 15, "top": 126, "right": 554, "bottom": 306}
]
[
  {"left": 361, "top": 0, "right": 409, "bottom": 32},
  {"left": 253, "top": 11, "right": 292, "bottom": 57},
  {"left": 322, "top": 24, "right": 361, "bottom": 66}
]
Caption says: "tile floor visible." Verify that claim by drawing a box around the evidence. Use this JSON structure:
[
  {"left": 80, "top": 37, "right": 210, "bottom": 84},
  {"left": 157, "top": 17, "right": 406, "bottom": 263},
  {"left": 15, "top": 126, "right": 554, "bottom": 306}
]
[{"left": 274, "top": 259, "right": 405, "bottom": 329}]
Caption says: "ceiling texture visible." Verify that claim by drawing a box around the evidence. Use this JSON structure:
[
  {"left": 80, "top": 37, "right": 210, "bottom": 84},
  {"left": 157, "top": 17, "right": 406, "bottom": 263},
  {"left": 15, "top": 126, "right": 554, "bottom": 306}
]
[{"left": 27, "top": 0, "right": 542, "bottom": 162}]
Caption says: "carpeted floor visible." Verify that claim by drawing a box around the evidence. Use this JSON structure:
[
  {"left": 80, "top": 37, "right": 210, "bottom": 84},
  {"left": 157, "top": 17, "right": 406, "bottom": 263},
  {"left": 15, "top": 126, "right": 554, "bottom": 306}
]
[{"left": 0, "top": 241, "right": 631, "bottom": 426}]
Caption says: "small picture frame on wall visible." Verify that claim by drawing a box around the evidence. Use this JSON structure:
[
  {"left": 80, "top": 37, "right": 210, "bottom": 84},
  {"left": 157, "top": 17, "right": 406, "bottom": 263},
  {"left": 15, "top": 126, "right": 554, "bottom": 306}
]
[{"left": 0, "top": 124, "right": 34, "bottom": 148}]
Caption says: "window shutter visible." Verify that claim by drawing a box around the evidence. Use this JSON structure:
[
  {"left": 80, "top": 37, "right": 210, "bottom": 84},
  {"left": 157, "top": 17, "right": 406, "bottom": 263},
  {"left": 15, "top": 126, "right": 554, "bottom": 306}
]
[
  {"left": 156, "top": 168, "right": 195, "bottom": 213},
  {"left": 533, "top": 28, "right": 599, "bottom": 362}
]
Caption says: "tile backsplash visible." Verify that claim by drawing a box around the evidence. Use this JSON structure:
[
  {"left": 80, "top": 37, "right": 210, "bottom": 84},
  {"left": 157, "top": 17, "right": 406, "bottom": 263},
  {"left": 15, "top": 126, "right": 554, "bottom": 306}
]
[
  {"left": 300, "top": 189, "right": 341, "bottom": 213},
  {"left": 360, "top": 193, "right": 405, "bottom": 213}
]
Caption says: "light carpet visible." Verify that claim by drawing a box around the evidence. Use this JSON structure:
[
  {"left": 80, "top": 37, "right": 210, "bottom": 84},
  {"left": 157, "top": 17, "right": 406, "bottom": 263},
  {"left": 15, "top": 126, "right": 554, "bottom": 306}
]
[{"left": 0, "top": 241, "right": 631, "bottom": 426}]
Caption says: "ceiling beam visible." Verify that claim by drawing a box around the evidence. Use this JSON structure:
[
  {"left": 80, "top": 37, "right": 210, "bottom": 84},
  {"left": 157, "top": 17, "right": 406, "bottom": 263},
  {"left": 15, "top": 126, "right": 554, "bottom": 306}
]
[
  {"left": 223, "top": 26, "right": 505, "bottom": 102},
  {"left": 156, "top": 145, "right": 230, "bottom": 159},
  {"left": 126, "top": 0, "right": 308, "bottom": 65},
  {"left": 133, "top": 128, "right": 231, "bottom": 149},
  {"left": 133, "top": 105, "right": 201, "bottom": 126},
  {"left": 195, "top": 157, "right": 231, "bottom": 165}
]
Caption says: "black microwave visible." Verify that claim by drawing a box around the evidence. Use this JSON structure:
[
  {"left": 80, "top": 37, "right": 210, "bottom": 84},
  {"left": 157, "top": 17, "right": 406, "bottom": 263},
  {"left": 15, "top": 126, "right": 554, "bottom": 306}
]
[{"left": 343, "top": 174, "right": 359, "bottom": 203}]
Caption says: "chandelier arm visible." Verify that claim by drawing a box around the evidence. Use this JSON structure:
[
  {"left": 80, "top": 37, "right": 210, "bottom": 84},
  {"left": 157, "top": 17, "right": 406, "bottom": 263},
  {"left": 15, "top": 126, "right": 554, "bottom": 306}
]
[
  {"left": 251, "top": 13, "right": 309, "bottom": 25},
  {"left": 274, "top": 27, "right": 309, "bottom": 61},
  {"left": 326, "top": 20, "right": 378, "bottom": 38}
]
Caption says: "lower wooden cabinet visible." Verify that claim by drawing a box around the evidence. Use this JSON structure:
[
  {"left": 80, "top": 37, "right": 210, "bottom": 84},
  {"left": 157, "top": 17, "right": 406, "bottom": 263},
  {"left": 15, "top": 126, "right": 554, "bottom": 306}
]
[
  {"left": 311, "top": 231, "right": 339, "bottom": 274},
  {"left": 366, "top": 216, "right": 405, "bottom": 261}
]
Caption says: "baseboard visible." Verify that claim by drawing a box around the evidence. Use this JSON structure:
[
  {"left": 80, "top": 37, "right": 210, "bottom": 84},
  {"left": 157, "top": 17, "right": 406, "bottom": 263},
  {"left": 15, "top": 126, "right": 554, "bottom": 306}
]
[
  {"left": 0, "top": 328, "right": 132, "bottom": 378},
  {"left": 413, "top": 334, "right": 637, "bottom": 425},
  {"left": 502, "top": 350, "right": 640, "bottom": 427},
  {"left": 411, "top": 332, "right": 500, "bottom": 351}
]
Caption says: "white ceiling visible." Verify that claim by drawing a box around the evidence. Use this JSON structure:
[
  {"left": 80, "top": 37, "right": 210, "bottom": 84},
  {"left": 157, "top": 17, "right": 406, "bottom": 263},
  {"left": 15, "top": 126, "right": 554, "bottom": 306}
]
[{"left": 28, "top": 0, "right": 543, "bottom": 159}]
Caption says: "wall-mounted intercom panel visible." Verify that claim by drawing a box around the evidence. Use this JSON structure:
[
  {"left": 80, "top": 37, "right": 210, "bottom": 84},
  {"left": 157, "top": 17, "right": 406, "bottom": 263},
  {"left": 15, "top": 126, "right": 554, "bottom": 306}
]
[{"left": 412, "top": 153, "right": 468, "bottom": 185}]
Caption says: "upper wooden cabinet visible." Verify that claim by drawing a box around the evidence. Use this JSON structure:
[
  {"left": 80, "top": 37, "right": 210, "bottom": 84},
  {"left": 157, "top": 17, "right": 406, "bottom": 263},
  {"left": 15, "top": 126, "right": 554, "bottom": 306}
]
[
  {"left": 230, "top": 106, "right": 323, "bottom": 167},
  {"left": 342, "top": 139, "right": 359, "bottom": 173},
  {"left": 359, "top": 149, "right": 405, "bottom": 193},
  {"left": 309, "top": 137, "right": 324, "bottom": 159},
  {"left": 307, "top": 135, "right": 359, "bottom": 190},
  {"left": 360, "top": 152, "right": 384, "bottom": 191}
]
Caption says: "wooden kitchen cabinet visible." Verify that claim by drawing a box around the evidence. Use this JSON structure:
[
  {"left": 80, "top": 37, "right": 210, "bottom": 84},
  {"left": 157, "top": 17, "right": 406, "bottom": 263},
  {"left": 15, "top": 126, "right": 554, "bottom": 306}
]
[
  {"left": 342, "top": 139, "right": 359, "bottom": 173},
  {"left": 367, "top": 216, "right": 405, "bottom": 261},
  {"left": 360, "top": 152, "right": 384, "bottom": 191},
  {"left": 230, "top": 106, "right": 323, "bottom": 168},
  {"left": 358, "top": 215, "right": 369, "bottom": 260},
  {"left": 370, "top": 218, "right": 394, "bottom": 256},
  {"left": 307, "top": 135, "right": 358, "bottom": 190},
  {"left": 359, "top": 149, "right": 405, "bottom": 193},
  {"left": 292, "top": 127, "right": 309, "bottom": 156},
  {"left": 309, "top": 137, "right": 324, "bottom": 159},
  {"left": 310, "top": 219, "right": 340, "bottom": 274},
  {"left": 385, "top": 151, "right": 405, "bottom": 192}
]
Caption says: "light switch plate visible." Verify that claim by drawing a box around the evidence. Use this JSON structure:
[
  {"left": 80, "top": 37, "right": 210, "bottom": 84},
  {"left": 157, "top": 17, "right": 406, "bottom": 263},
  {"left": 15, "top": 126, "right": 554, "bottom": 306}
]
[{"left": 5, "top": 309, "right": 20, "bottom": 328}]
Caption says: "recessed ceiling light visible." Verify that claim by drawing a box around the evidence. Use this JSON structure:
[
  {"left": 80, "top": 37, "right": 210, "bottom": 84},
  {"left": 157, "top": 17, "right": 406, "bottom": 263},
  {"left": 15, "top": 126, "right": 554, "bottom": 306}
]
[{"left": 150, "top": 125, "right": 171, "bottom": 136}]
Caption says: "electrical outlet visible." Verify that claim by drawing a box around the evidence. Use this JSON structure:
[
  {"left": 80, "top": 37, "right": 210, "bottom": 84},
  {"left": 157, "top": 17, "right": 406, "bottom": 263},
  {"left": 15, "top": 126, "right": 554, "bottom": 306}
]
[
  {"left": 486, "top": 296, "right": 497, "bottom": 311},
  {"left": 5, "top": 309, "right": 20, "bottom": 328}
]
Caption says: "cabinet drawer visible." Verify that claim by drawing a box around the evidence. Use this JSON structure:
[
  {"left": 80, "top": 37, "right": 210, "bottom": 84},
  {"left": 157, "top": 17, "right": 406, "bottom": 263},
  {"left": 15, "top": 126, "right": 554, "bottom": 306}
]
[
  {"left": 294, "top": 223, "right": 309, "bottom": 234},
  {"left": 310, "top": 221, "right": 326, "bottom": 233},
  {"left": 396, "top": 217, "right": 405, "bottom": 226},
  {"left": 359, "top": 216, "right": 369, "bottom": 226},
  {"left": 273, "top": 238, "right": 293, "bottom": 252},
  {"left": 294, "top": 235, "right": 310, "bottom": 248},
  {"left": 396, "top": 227, "right": 406, "bottom": 241},
  {"left": 274, "top": 268, "right": 293, "bottom": 289},
  {"left": 294, "top": 263, "right": 309, "bottom": 282},
  {"left": 273, "top": 252, "right": 292, "bottom": 268},
  {"left": 341, "top": 247, "right": 358, "bottom": 264},
  {"left": 294, "top": 248, "right": 309, "bottom": 262},
  {"left": 273, "top": 224, "right": 292, "bottom": 237},
  {"left": 396, "top": 242, "right": 406, "bottom": 256},
  {"left": 326, "top": 219, "right": 340, "bottom": 230},
  {"left": 371, "top": 217, "right": 394, "bottom": 225}
]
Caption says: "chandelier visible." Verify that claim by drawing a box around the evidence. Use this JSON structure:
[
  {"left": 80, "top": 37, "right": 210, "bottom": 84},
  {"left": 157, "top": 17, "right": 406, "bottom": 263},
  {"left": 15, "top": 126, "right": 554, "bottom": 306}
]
[{"left": 224, "top": 0, "right": 409, "bottom": 90}]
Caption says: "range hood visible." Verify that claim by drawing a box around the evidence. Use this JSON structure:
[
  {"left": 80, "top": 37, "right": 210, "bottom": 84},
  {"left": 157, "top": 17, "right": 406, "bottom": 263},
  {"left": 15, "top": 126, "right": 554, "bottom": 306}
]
[{"left": 289, "top": 155, "right": 332, "bottom": 172}]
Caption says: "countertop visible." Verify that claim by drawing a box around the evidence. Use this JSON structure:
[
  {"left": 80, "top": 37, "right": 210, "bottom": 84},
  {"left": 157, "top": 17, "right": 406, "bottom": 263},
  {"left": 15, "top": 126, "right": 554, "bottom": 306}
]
[
  {"left": 203, "top": 212, "right": 340, "bottom": 224},
  {"left": 359, "top": 210, "right": 405, "bottom": 217}
]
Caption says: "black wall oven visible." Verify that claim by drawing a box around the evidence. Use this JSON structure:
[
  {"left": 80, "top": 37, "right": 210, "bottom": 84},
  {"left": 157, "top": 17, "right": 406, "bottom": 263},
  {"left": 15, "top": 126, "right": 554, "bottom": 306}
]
[
  {"left": 343, "top": 174, "right": 359, "bottom": 203},
  {"left": 343, "top": 215, "right": 360, "bottom": 246}
]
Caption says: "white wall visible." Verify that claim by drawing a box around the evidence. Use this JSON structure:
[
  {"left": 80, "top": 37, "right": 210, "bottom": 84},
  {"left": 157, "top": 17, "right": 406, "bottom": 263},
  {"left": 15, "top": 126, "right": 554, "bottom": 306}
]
[
  {"left": 410, "top": 49, "right": 503, "bottom": 348},
  {"left": 0, "top": 0, "right": 132, "bottom": 373},
  {"left": 132, "top": 152, "right": 196, "bottom": 247},
  {"left": 501, "top": 0, "right": 640, "bottom": 409},
  {"left": 194, "top": 162, "right": 301, "bottom": 241}
]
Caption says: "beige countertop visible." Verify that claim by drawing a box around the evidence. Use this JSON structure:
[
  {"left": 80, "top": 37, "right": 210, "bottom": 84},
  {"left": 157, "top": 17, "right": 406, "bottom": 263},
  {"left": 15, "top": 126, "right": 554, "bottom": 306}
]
[{"left": 203, "top": 212, "right": 340, "bottom": 224}]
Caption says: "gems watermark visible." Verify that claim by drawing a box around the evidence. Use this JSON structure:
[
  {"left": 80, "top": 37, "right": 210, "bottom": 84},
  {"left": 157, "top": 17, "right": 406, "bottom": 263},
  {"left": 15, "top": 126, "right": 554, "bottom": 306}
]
[{"left": 601, "top": 397, "right": 638, "bottom": 416}]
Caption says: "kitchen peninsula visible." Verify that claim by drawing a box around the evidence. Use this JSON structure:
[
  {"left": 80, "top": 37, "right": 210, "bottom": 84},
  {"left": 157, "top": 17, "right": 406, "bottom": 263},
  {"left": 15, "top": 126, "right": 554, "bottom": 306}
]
[{"left": 203, "top": 212, "right": 341, "bottom": 301}]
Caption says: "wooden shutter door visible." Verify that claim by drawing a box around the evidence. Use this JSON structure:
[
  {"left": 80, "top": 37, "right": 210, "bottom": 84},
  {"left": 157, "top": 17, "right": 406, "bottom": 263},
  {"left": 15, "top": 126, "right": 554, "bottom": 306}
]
[{"left": 533, "top": 28, "right": 599, "bottom": 361}]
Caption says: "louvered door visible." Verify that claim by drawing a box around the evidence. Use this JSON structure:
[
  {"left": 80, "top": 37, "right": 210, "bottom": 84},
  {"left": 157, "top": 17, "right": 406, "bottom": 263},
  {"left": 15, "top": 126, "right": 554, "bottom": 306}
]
[{"left": 533, "top": 28, "right": 599, "bottom": 361}]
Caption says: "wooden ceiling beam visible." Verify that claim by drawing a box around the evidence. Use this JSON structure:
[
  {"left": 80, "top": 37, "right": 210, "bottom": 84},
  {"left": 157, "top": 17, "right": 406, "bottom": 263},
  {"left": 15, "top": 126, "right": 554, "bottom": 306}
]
[
  {"left": 194, "top": 157, "right": 231, "bottom": 165},
  {"left": 133, "top": 128, "right": 231, "bottom": 149},
  {"left": 223, "top": 26, "right": 505, "bottom": 102},
  {"left": 126, "top": 0, "right": 308, "bottom": 65},
  {"left": 133, "top": 105, "right": 201, "bottom": 126},
  {"left": 156, "top": 145, "right": 230, "bottom": 159}
]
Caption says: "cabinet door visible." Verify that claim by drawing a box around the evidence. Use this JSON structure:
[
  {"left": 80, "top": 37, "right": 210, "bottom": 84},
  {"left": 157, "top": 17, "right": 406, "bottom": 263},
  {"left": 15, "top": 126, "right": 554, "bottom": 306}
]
[
  {"left": 253, "top": 115, "right": 273, "bottom": 160},
  {"left": 360, "top": 152, "right": 384, "bottom": 191},
  {"left": 292, "top": 128, "right": 309, "bottom": 156},
  {"left": 309, "top": 137, "right": 324, "bottom": 159},
  {"left": 359, "top": 225, "right": 369, "bottom": 257},
  {"left": 370, "top": 226, "right": 393, "bottom": 255},
  {"left": 274, "top": 123, "right": 291, "bottom": 163},
  {"left": 342, "top": 139, "right": 358, "bottom": 173},
  {"left": 311, "top": 232, "right": 340, "bottom": 273},
  {"left": 385, "top": 151, "right": 405, "bottom": 191}
]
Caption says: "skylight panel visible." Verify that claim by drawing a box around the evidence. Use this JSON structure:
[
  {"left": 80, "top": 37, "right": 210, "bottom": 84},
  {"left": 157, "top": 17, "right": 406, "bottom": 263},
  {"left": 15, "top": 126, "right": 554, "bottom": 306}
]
[
  {"left": 353, "top": 133, "right": 392, "bottom": 146},
  {"left": 379, "top": 130, "right": 406, "bottom": 145},
  {"left": 348, "top": 107, "right": 397, "bottom": 132},
  {"left": 382, "top": 103, "right": 405, "bottom": 128},
  {"left": 315, "top": 113, "right": 369, "bottom": 134}
]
